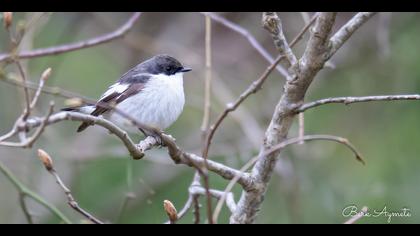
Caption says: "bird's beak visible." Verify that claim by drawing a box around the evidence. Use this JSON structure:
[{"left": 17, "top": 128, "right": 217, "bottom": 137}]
[{"left": 179, "top": 67, "right": 192, "bottom": 73}]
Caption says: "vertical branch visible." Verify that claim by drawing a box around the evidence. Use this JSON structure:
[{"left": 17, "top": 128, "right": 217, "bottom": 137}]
[
  {"left": 19, "top": 193, "right": 34, "bottom": 224},
  {"left": 201, "top": 15, "right": 212, "bottom": 137},
  {"left": 193, "top": 195, "right": 201, "bottom": 224},
  {"left": 191, "top": 173, "right": 202, "bottom": 224},
  {"left": 200, "top": 15, "right": 214, "bottom": 224},
  {"left": 298, "top": 113, "right": 304, "bottom": 144},
  {"left": 15, "top": 61, "right": 31, "bottom": 120},
  {"left": 231, "top": 12, "right": 338, "bottom": 224}
]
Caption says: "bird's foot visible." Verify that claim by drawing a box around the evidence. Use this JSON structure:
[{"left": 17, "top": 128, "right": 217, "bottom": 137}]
[{"left": 139, "top": 128, "right": 165, "bottom": 147}]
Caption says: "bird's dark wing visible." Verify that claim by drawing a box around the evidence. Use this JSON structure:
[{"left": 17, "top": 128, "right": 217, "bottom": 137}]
[{"left": 76, "top": 74, "right": 150, "bottom": 132}]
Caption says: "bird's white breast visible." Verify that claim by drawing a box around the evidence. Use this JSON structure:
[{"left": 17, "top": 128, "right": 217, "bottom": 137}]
[{"left": 107, "top": 73, "right": 185, "bottom": 132}]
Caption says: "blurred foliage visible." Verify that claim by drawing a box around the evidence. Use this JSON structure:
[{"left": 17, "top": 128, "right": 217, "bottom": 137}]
[{"left": 0, "top": 12, "right": 419, "bottom": 224}]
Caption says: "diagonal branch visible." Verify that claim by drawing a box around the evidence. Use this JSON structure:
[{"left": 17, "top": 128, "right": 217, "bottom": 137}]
[
  {"left": 202, "top": 13, "right": 317, "bottom": 163},
  {"left": 22, "top": 111, "right": 252, "bottom": 189},
  {"left": 0, "top": 102, "right": 54, "bottom": 148},
  {"left": 262, "top": 12, "right": 298, "bottom": 74},
  {"left": 0, "top": 160, "right": 71, "bottom": 224},
  {"left": 327, "top": 12, "right": 377, "bottom": 59},
  {"left": 214, "top": 133, "right": 363, "bottom": 223},
  {"left": 297, "top": 94, "right": 420, "bottom": 113},
  {"left": 201, "top": 12, "right": 290, "bottom": 78},
  {"left": 0, "top": 13, "right": 141, "bottom": 63},
  {"left": 37, "top": 149, "right": 104, "bottom": 224},
  {"left": 202, "top": 55, "right": 283, "bottom": 160}
]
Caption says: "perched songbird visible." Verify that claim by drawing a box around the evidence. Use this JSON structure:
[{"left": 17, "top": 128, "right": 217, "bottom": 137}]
[{"left": 63, "top": 54, "right": 191, "bottom": 136}]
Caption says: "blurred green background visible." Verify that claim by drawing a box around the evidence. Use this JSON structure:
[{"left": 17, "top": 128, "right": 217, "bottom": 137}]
[{"left": 0, "top": 12, "right": 419, "bottom": 224}]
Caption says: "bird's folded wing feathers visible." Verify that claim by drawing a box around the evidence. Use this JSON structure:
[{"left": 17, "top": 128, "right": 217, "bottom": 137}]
[{"left": 77, "top": 74, "right": 150, "bottom": 132}]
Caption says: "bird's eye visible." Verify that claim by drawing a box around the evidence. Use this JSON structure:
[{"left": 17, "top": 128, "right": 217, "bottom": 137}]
[{"left": 166, "top": 66, "right": 171, "bottom": 71}]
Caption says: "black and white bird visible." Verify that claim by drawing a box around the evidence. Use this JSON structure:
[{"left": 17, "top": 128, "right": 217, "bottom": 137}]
[{"left": 64, "top": 54, "right": 191, "bottom": 135}]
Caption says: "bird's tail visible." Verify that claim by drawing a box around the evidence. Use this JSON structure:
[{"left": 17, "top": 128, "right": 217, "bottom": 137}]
[{"left": 61, "top": 105, "right": 95, "bottom": 132}]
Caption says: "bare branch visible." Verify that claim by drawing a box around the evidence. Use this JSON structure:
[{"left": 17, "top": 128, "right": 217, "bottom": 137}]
[
  {"left": 0, "top": 160, "right": 71, "bottom": 224},
  {"left": 327, "top": 12, "right": 377, "bottom": 59},
  {"left": 201, "top": 12, "right": 289, "bottom": 78},
  {"left": 215, "top": 133, "right": 363, "bottom": 223},
  {"left": 0, "top": 13, "right": 141, "bottom": 63},
  {"left": 290, "top": 13, "right": 319, "bottom": 49},
  {"left": 175, "top": 193, "right": 194, "bottom": 222},
  {"left": 38, "top": 149, "right": 104, "bottom": 224},
  {"left": 0, "top": 102, "right": 54, "bottom": 148},
  {"left": 201, "top": 15, "right": 212, "bottom": 136},
  {"left": 298, "top": 94, "right": 420, "bottom": 113},
  {"left": 25, "top": 111, "right": 144, "bottom": 159},
  {"left": 301, "top": 12, "right": 337, "bottom": 71},
  {"left": 30, "top": 68, "right": 51, "bottom": 109},
  {"left": 264, "top": 135, "right": 365, "bottom": 165},
  {"left": 231, "top": 13, "right": 338, "bottom": 224},
  {"left": 201, "top": 15, "right": 214, "bottom": 224},
  {"left": 164, "top": 175, "right": 236, "bottom": 224},
  {"left": 136, "top": 136, "right": 159, "bottom": 153},
  {"left": 262, "top": 12, "right": 298, "bottom": 73},
  {"left": 15, "top": 61, "right": 31, "bottom": 120},
  {"left": 22, "top": 111, "right": 252, "bottom": 188},
  {"left": 202, "top": 13, "right": 318, "bottom": 163},
  {"left": 192, "top": 195, "right": 201, "bottom": 224},
  {"left": 202, "top": 55, "right": 283, "bottom": 160},
  {"left": 190, "top": 186, "right": 236, "bottom": 214},
  {"left": 19, "top": 193, "right": 34, "bottom": 224},
  {"left": 298, "top": 113, "right": 305, "bottom": 145}
]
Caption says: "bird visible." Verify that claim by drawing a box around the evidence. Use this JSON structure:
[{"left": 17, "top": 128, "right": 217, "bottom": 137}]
[{"left": 63, "top": 54, "right": 192, "bottom": 138}]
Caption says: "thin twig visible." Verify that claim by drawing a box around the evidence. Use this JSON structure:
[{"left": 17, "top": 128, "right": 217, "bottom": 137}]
[
  {"left": 0, "top": 102, "right": 54, "bottom": 148},
  {"left": 201, "top": 12, "right": 289, "bottom": 78},
  {"left": 15, "top": 61, "right": 31, "bottom": 120},
  {"left": 298, "top": 113, "right": 304, "bottom": 145},
  {"left": 213, "top": 133, "right": 364, "bottom": 223},
  {"left": 30, "top": 68, "right": 52, "bottom": 109},
  {"left": 38, "top": 149, "right": 104, "bottom": 224},
  {"left": 328, "top": 12, "right": 377, "bottom": 59},
  {"left": 22, "top": 111, "right": 251, "bottom": 188},
  {"left": 51, "top": 170, "right": 104, "bottom": 224},
  {"left": 202, "top": 55, "right": 283, "bottom": 160},
  {"left": 0, "top": 161, "right": 71, "bottom": 224},
  {"left": 174, "top": 194, "right": 194, "bottom": 223},
  {"left": 201, "top": 15, "right": 212, "bottom": 137},
  {"left": 262, "top": 12, "right": 298, "bottom": 72},
  {"left": 0, "top": 13, "right": 142, "bottom": 62},
  {"left": 202, "top": 14, "right": 317, "bottom": 163},
  {"left": 0, "top": 68, "right": 53, "bottom": 146},
  {"left": 192, "top": 195, "right": 201, "bottom": 224},
  {"left": 19, "top": 193, "right": 34, "bottom": 224},
  {"left": 0, "top": 74, "right": 96, "bottom": 104},
  {"left": 297, "top": 94, "right": 420, "bottom": 113},
  {"left": 200, "top": 14, "right": 214, "bottom": 224}
]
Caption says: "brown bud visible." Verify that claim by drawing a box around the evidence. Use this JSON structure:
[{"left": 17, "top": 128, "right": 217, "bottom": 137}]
[
  {"left": 163, "top": 200, "right": 178, "bottom": 223},
  {"left": 37, "top": 149, "right": 53, "bottom": 171},
  {"left": 41, "top": 68, "right": 52, "bottom": 81},
  {"left": 3, "top": 12, "right": 12, "bottom": 29}
]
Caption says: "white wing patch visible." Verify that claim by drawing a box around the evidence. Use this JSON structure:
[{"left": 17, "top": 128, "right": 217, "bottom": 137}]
[{"left": 100, "top": 83, "right": 129, "bottom": 100}]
